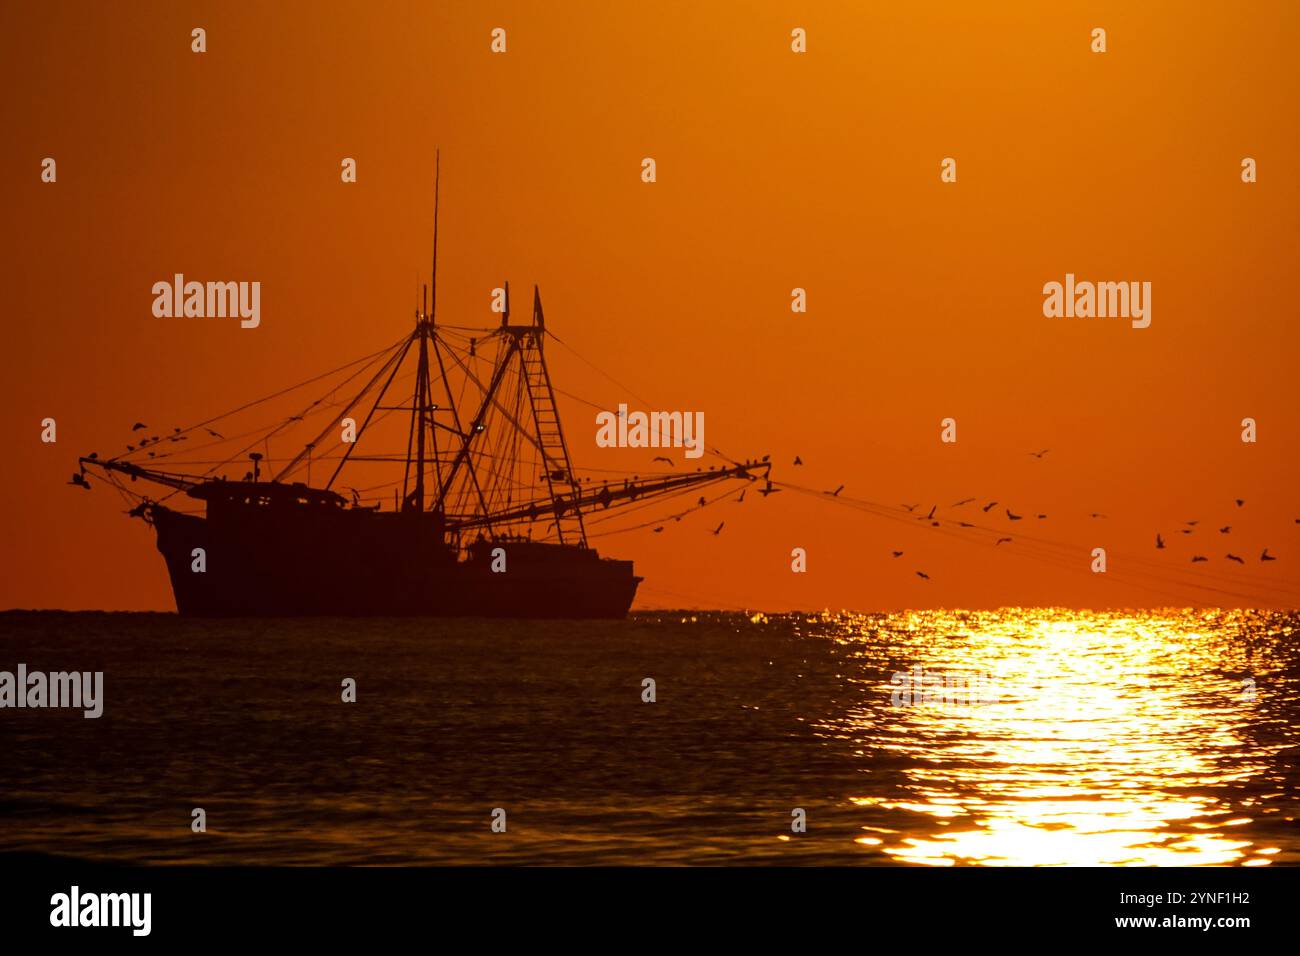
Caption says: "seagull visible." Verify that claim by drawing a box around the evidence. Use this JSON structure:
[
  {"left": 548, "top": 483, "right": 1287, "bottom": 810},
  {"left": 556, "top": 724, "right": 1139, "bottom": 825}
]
[
  {"left": 652, "top": 456, "right": 674, "bottom": 466},
  {"left": 916, "top": 571, "right": 930, "bottom": 580},
  {"left": 131, "top": 422, "right": 147, "bottom": 431},
  {"left": 736, "top": 489, "right": 746, "bottom": 503},
  {"left": 1006, "top": 509, "right": 1022, "bottom": 521},
  {"left": 1191, "top": 555, "right": 1208, "bottom": 563},
  {"left": 1035, "top": 514, "right": 1047, "bottom": 519},
  {"left": 1261, "top": 549, "right": 1277, "bottom": 562},
  {"left": 996, "top": 537, "right": 1012, "bottom": 545},
  {"left": 1029, "top": 449, "right": 1050, "bottom": 459},
  {"left": 824, "top": 485, "right": 844, "bottom": 497},
  {"left": 653, "top": 526, "right": 664, "bottom": 533},
  {"left": 951, "top": 497, "right": 976, "bottom": 507},
  {"left": 891, "top": 551, "right": 904, "bottom": 558},
  {"left": 925, "top": 505, "right": 936, "bottom": 520},
  {"left": 793, "top": 456, "right": 803, "bottom": 466},
  {"left": 1186, "top": 520, "right": 1199, "bottom": 526},
  {"left": 902, "top": 503, "right": 919, "bottom": 512},
  {"left": 1235, "top": 499, "right": 1245, "bottom": 507},
  {"left": 1156, "top": 533, "right": 1165, "bottom": 549},
  {"left": 1179, "top": 529, "right": 1193, "bottom": 535},
  {"left": 958, "top": 521, "right": 974, "bottom": 528},
  {"left": 1226, "top": 553, "right": 1245, "bottom": 563},
  {"left": 1219, "top": 526, "right": 1231, "bottom": 534},
  {"left": 982, "top": 501, "right": 998, "bottom": 512},
  {"left": 712, "top": 522, "right": 725, "bottom": 536}
]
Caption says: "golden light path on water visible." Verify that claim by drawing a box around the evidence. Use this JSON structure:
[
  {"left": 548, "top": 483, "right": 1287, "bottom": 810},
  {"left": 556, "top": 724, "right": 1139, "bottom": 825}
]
[{"left": 816, "top": 609, "right": 1297, "bottom": 866}]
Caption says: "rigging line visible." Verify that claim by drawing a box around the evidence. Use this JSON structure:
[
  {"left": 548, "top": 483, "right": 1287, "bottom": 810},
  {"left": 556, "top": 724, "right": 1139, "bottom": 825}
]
[
  {"left": 318, "top": 336, "right": 416, "bottom": 489},
  {"left": 544, "top": 330, "right": 743, "bottom": 466},
  {"left": 585, "top": 483, "right": 745, "bottom": 534},
  {"left": 152, "top": 338, "right": 408, "bottom": 503},
  {"left": 179, "top": 336, "right": 407, "bottom": 436}
]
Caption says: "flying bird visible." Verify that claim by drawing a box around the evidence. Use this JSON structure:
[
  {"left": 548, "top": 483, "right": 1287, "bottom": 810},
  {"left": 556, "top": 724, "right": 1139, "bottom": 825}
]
[
  {"left": 891, "top": 551, "right": 904, "bottom": 558},
  {"left": 653, "top": 526, "right": 664, "bottom": 533},
  {"left": 1006, "top": 509, "right": 1022, "bottom": 521},
  {"left": 712, "top": 522, "right": 725, "bottom": 536},
  {"left": 1179, "top": 529, "right": 1193, "bottom": 535},
  {"left": 1156, "top": 533, "right": 1165, "bottom": 549},
  {"left": 1261, "top": 549, "right": 1277, "bottom": 562},
  {"left": 651, "top": 456, "right": 674, "bottom": 466},
  {"left": 951, "top": 497, "right": 976, "bottom": 507},
  {"left": 1219, "top": 526, "right": 1231, "bottom": 534},
  {"left": 824, "top": 485, "right": 844, "bottom": 497},
  {"left": 736, "top": 489, "right": 746, "bottom": 503},
  {"left": 958, "top": 521, "right": 974, "bottom": 528},
  {"left": 131, "top": 422, "right": 147, "bottom": 431},
  {"left": 916, "top": 571, "right": 930, "bottom": 580},
  {"left": 902, "top": 503, "right": 919, "bottom": 512},
  {"left": 206, "top": 428, "right": 224, "bottom": 439},
  {"left": 793, "top": 456, "right": 803, "bottom": 466},
  {"left": 1089, "top": 513, "right": 1108, "bottom": 519},
  {"left": 1226, "top": 554, "right": 1244, "bottom": 564},
  {"left": 1191, "top": 556, "right": 1208, "bottom": 563},
  {"left": 697, "top": 496, "right": 706, "bottom": 507},
  {"left": 1235, "top": 499, "right": 1245, "bottom": 507},
  {"left": 982, "top": 501, "right": 998, "bottom": 512},
  {"left": 925, "top": 505, "right": 936, "bottom": 519},
  {"left": 1029, "top": 449, "right": 1050, "bottom": 459},
  {"left": 996, "top": 537, "right": 1012, "bottom": 545},
  {"left": 1035, "top": 514, "right": 1047, "bottom": 520},
  {"left": 1185, "top": 520, "right": 1199, "bottom": 526}
]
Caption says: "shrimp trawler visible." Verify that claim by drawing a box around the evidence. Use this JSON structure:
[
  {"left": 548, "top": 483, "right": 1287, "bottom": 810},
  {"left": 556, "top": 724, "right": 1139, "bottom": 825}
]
[{"left": 74, "top": 186, "right": 768, "bottom": 618}]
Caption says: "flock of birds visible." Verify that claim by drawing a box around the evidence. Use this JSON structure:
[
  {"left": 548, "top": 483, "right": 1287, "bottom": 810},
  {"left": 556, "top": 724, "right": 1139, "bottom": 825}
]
[
  {"left": 644, "top": 447, "right": 1290, "bottom": 587},
  {"left": 68, "top": 422, "right": 227, "bottom": 490}
]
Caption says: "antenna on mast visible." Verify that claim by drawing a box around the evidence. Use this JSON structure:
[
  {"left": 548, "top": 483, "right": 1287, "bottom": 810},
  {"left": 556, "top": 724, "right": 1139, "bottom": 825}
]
[{"left": 430, "top": 149, "right": 440, "bottom": 327}]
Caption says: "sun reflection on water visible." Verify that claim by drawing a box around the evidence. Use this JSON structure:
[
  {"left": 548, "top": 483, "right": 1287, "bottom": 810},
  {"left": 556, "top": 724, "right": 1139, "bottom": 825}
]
[{"left": 817, "top": 608, "right": 1297, "bottom": 866}]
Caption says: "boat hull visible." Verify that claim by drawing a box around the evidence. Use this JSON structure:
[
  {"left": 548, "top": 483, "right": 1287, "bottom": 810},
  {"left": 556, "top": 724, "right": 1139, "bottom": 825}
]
[{"left": 150, "top": 505, "right": 641, "bottom": 618}]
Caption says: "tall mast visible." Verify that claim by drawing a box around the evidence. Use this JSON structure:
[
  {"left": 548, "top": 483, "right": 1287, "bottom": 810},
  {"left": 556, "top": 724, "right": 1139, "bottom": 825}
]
[{"left": 404, "top": 153, "right": 439, "bottom": 513}]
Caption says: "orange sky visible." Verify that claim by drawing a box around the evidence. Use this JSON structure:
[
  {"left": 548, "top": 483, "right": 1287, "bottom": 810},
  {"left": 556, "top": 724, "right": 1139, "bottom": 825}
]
[{"left": 3, "top": 1, "right": 1298, "bottom": 611}]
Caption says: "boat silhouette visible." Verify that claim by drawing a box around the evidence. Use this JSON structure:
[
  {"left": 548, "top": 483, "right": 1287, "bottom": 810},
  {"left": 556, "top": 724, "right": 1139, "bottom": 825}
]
[{"left": 75, "top": 168, "right": 766, "bottom": 617}]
